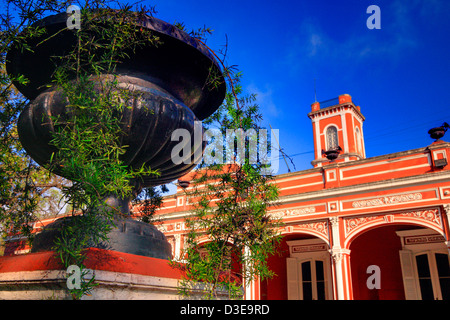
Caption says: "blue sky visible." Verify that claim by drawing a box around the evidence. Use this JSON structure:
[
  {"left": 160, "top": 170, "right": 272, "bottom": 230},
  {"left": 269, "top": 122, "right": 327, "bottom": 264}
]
[
  {"left": 152, "top": 0, "right": 450, "bottom": 183},
  {"left": 6, "top": 0, "right": 449, "bottom": 193}
]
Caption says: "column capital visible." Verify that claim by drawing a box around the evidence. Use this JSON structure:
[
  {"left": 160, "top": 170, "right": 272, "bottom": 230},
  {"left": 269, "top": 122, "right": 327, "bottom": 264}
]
[
  {"left": 329, "top": 216, "right": 340, "bottom": 227},
  {"left": 443, "top": 204, "right": 450, "bottom": 214},
  {"left": 329, "top": 248, "right": 351, "bottom": 263}
]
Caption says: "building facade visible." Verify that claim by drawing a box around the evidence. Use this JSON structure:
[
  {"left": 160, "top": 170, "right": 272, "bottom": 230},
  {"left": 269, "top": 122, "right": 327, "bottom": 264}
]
[{"left": 155, "top": 94, "right": 450, "bottom": 300}]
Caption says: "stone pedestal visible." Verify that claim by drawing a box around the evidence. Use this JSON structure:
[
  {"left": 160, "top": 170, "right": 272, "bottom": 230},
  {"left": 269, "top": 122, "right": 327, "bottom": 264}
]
[{"left": 0, "top": 248, "right": 185, "bottom": 299}]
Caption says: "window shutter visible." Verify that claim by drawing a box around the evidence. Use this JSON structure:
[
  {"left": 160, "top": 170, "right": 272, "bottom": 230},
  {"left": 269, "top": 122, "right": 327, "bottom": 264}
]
[
  {"left": 287, "top": 258, "right": 300, "bottom": 300},
  {"left": 399, "top": 250, "right": 420, "bottom": 300}
]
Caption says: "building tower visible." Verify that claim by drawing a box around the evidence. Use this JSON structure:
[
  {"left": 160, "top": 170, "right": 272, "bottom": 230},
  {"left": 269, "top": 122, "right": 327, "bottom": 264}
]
[{"left": 308, "top": 94, "right": 366, "bottom": 167}]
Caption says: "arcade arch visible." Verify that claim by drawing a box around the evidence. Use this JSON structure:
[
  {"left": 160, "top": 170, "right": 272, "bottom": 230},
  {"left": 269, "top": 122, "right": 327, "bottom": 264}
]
[{"left": 348, "top": 221, "right": 449, "bottom": 300}]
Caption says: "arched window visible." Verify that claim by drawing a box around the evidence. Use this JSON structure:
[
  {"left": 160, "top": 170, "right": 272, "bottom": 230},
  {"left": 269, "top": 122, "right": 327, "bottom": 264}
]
[{"left": 326, "top": 126, "right": 339, "bottom": 150}]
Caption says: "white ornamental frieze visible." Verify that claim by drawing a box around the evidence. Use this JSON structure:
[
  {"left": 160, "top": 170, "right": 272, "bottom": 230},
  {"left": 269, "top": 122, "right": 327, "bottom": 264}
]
[
  {"left": 344, "top": 216, "right": 378, "bottom": 235},
  {"left": 344, "top": 208, "right": 442, "bottom": 237},
  {"left": 270, "top": 206, "right": 316, "bottom": 219},
  {"left": 281, "top": 220, "right": 329, "bottom": 241},
  {"left": 400, "top": 209, "right": 441, "bottom": 226},
  {"left": 297, "top": 220, "right": 329, "bottom": 238},
  {"left": 352, "top": 192, "right": 422, "bottom": 208}
]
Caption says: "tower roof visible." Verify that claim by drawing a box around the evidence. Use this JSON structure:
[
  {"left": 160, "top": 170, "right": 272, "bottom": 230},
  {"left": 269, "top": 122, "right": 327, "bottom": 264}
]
[{"left": 308, "top": 94, "right": 365, "bottom": 122}]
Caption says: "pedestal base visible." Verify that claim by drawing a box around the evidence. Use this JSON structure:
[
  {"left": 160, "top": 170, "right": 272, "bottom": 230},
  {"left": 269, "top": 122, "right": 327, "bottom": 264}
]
[
  {"left": 31, "top": 216, "right": 172, "bottom": 260},
  {"left": 0, "top": 249, "right": 182, "bottom": 299}
]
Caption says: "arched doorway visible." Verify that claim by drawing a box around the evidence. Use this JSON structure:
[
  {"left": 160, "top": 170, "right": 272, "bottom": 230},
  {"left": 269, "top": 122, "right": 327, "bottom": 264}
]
[
  {"left": 261, "top": 233, "right": 332, "bottom": 300},
  {"left": 349, "top": 224, "right": 449, "bottom": 300}
]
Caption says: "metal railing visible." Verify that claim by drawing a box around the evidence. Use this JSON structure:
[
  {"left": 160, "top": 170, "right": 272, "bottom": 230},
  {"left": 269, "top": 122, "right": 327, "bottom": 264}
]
[{"left": 318, "top": 97, "right": 340, "bottom": 109}]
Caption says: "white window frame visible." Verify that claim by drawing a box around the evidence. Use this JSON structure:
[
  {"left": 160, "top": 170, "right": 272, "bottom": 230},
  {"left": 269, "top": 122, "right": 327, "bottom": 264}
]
[
  {"left": 286, "top": 239, "right": 332, "bottom": 300},
  {"left": 396, "top": 229, "right": 450, "bottom": 300},
  {"left": 413, "top": 250, "right": 450, "bottom": 300}
]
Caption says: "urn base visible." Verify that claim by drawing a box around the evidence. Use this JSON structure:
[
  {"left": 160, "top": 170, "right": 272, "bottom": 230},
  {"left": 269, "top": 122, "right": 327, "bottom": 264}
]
[{"left": 31, "top": 216, "right": 172, "bottom": 260}]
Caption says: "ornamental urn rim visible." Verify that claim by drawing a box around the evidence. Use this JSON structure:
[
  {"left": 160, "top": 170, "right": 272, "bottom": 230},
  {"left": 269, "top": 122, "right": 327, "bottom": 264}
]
[{"left": 6, "top": 10, "right": 226, "bottom": 121}]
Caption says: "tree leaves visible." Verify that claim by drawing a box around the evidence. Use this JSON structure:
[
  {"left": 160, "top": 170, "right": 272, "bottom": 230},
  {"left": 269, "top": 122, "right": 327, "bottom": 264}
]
[
  {"left": 1, "top": 0, "right": 163, "bottom": 299},
  {"left": 173, "top": 57, "right": 283, "bottom": 299}
]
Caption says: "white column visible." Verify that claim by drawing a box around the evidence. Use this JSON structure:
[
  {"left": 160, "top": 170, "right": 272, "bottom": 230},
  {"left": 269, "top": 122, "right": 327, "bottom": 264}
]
[
  {"left": 442, "top": 204, "right": 450, "bottom": 256},
  {"left": 244, "top": 276, "right": 259, "bottom": 300},
  {"left": 242, "top": 246, "right": 262, "bottom": 300},
  {"left": 243, "top": 246, "right": 252, "bottom": 300},
  {"left": 329, "top": 216, "right": 349, "bottom": 300},
  {"left": 173, "top": 234, "right": 181, "bottom": 261},
  {"left": 330, "top": 248, "right": 351, "bottom": 300}
]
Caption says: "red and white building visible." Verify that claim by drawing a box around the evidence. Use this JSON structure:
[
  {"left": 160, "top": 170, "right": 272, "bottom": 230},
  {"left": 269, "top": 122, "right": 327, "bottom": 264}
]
[{"left": 155, "top": 94, "right": 450, "bottom": 300}]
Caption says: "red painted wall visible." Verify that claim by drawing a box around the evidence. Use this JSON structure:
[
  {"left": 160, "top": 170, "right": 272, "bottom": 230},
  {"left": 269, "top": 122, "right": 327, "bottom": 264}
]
[
  {"left": 349, "top": 225, "right": 412, "bottom": 300},
  {"left": 261, "top": 240, "right": 289, "bottom": 300}
]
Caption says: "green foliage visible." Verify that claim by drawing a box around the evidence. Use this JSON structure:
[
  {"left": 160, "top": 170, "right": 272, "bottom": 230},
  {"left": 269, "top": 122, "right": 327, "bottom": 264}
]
[
  {"left": 170, "top": 40, "right": 283, "bottom": 298},
  {"left": 0, "top": 0, "right": 71, "bottom": 244},
  {"left": 1, "top": 0, "right": 162, "bottom": 299},
  {"left": 132, "top": 185, "right": 168, "bottom": 223}
]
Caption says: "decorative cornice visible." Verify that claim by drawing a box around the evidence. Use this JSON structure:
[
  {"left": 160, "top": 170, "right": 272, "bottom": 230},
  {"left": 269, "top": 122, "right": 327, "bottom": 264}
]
[
  {"left": 277, "top": 170, "right": 450, "bottom": 205},
  {"left": 307, "top": 103, "right": 365, "bottom": 122}
]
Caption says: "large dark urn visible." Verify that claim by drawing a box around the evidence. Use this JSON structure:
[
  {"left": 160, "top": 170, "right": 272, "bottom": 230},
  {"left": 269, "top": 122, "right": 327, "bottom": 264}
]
[
  {"left": 6, "top": 12, "right": 225, "bottom": 258},
  {"left": 428, "top": 122, "right": 449, "bottom": 141},
  {"left": 322, "top": 146, "right": 342, "bottom": 161}
]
